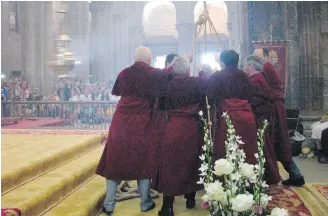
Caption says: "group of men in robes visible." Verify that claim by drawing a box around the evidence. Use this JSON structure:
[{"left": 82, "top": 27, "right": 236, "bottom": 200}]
[{"left": 96, "top": 46, "right": 305, "bottom": 216}]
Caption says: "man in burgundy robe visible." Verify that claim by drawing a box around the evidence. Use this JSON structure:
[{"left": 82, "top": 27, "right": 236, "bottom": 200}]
[
  {"left": 198, "top": 64, "right": 213, "bottom": 80},
  {"left": 153, "top": 57, "right": 206, "bottom": 216},
  {"left": 165, "top": 53, "right": 178, "bottom": 70},
  {"left": 255, "top": 48, "right": 305, "bottom": 186},
  {"left": 244, "top": 55, "right": 280, "bottom": 185},
  {"left": 207, "top": 50, "right": 258, "bottom": 166},
  {"left": 96, "top": 47, "right": 168, "bottom": 215}
]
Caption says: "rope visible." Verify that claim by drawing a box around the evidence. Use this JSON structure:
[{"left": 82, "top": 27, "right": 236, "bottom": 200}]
[
  {"left": 192, "top": 1, "right": 226, "bottom": 76},
  {"left": 115, "top": 181, "right": 159, "bottom": 202}
]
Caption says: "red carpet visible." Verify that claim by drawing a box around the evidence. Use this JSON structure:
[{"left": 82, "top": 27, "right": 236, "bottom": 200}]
[
  {"left": 1, "top": 118, "right": 65, "bottom": 129},
  {"left": 267, "top": 185, "right": 312, "bottom": 216}
]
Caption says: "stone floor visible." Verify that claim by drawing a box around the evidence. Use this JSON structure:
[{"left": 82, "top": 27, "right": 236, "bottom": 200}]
[{"left": 293, "top": 156, "right": 328, "bottom": 182}]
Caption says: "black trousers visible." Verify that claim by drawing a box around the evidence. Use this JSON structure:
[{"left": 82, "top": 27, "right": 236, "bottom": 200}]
[
  {"left": 162, "top": 192, "right": 196, "bottom": 208},
  {"left": 321, "top": 128, "right": 328, "bottom": 157}
]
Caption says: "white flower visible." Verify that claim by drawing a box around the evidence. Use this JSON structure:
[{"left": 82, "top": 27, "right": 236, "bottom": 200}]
[
  {"left": 197, "top": 177, "right": 204, "bottom": 184},
  {"left": 270, "top": 208, "right": 288, "bottom": 216},
  {"left": 262, "top": 181, "right": 269, "bottom": 189},
  {"left": 229, "top": 144, "right": 238, "bottom": 152},
  {"left": 199, "top": 163, "right": 208, "bottom": 173},
  {"left": 205, "top": 181, "right": 226, "bottom": 202},
  {"left": 231, "top": 173, "right": 242, "bottom": 181},
  {"left": 254, "top": 153, "right": 259, "bottom": 159},
  {"left": 231, "top": 194, "right": 254, "bottom": 212},
  {"left": 240, "top": 151, "right": 246, "bottom": 158},
  {"left": 213, "top": 159, "right": 234, "bottom": 176},
  {"left": 199, "top": 154, "right": 205, "bottom": 161},
  {"left": 201, "top": 194, "right": 210, "bottom": 202},
  {"left": 202, "top": 145, "right": 206, "bottom": 151},
  {"left": 199, "top": 111, "right": 203, "bottom": 116},
  {"left": 260, "top": 194, "right": 272, "bottom": 207},
  {"left": 222, "top": 112, "right": 227, "bottom": 117},
  {"left": 237, "top": 139, "right": 245, "bottom": 145},
  {"left": 240, "top": 163, "right": 255, "bottom": 179},
  {"left": 231, "top": 183, "right": 238, "bottom": 195}
]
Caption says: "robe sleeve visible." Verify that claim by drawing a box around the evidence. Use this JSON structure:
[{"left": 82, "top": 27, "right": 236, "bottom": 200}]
[
  {"left": 111, "top": 71, "right": 123, "bottom": 96},
  {"left": 198, "top": 78, "right": 208, "bottom": 119},
  {"left": 206, "top": 73, "right": 220, "bottom": 104},
  {"left": 154, "top": 70, "right": 170, "bottom": 98},
  {"left": 263, "top": 63, "right": 284, "bottom": 87},
  {"left": 249, "top": 78, "right": 265, "bottom": 116},
  {"left": 241, "top": 74, "right": 253, "bottom": 103}
]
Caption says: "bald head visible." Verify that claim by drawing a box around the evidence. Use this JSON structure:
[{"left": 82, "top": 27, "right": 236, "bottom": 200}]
[
  {"left": 171, "top": 56, "right": 190, "bottom": 75},
  {"left": 254, "top": 48, "right": 269, "bottom": 62},
  {"left": 135, "top": 46, "right": 152, "bottom": 65}
]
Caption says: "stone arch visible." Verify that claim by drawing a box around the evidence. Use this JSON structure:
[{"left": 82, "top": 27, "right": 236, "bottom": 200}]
[
  {"left": 194, "top": 0, "right": 228, "bottom": 37},
  {"left": 143, "top": 0, "right": 178, "bottom": 38}
]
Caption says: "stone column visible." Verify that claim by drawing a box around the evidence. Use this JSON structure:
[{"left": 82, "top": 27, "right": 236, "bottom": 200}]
[
  {"left": 225, "top": 2, "right": 233, "bottom": 49},
  {"left": 283, "top": 1, "right": 300, "bottom": 109},
  {"left": 320, "top": 2, "right": 328, "bottom": 110},
  {"left": 89, "top": 1, "right": 114, "bottom": 82},
  {"left": 229, "top": 1, "right": 248, "bottom": 66},
  {"left": 127, "top": 2, "right": 145, "bottom": 65},
  {"left": 65, "top": 1, "right": 90, "bottom": 81},
  {"left": 1, "top": 2, "right": 21, "bottom": 74},
  {"left": 19, "top": 2, "right": 54, "bottom": 95},
  {"left": 19, "top": 2, "right": 37, "bottom": 89},
  {"left": 128, "top": 25, "right": 144, "bottom": 63},
  {"left": 174, "top": 1, "right": 195, "bottom": 56},
  {"left": 112, "top": 2, "right": 130, "bottom": 79},
  {"left": 113, "top": 14, "right": 124, "bottom": 75},
  {"left": 43, "top": 2, "right": 54, "bottom": 95},
  {"left": 298, "top": 2, "right": 323, "bottom": 111},
  {"left": 176, "top": 24, "right": 194, "bottom": 56}
]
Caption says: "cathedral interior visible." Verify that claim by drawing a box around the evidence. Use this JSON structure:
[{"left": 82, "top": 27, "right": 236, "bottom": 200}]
[
  {"left": 2, "top": 1, "right": 328, "bottom": 112},
  {"left": 1, "top": 1, "right": 328, "bottom": 216}
]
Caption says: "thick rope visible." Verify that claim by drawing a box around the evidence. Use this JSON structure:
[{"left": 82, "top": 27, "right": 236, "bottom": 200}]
[
  {"left": 192, "top": 1, "right": 226, "bottom": 77},
  {"left": 99, "top": 136, "right": 158, "bottom": 201},
  {"left": 115, "top": 181, "right": 159, "bottom": 202}
]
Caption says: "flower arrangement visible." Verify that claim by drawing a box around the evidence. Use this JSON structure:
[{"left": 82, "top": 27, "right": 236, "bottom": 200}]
[{"left": 198, "top": 100, "right": 288, "bottom": 216}]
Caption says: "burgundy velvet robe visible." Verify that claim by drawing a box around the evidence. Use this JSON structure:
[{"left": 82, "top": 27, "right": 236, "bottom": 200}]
[
  {"left": 152, "top": 75, "right": 206, "bottom": 196},
  {"left": 262, "top": 62, "right": 292, "bottom": 162},
  {"left": 96, "top": 62, "right": 168, "bottom": 180},
  {"left": 207, "top": 67, "right": 258, "bottom": 165},
  {"left": 249, "top": 72, "right": 280, "bottom": 184}
]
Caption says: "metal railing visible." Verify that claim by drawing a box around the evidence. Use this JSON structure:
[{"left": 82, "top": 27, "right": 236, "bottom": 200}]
[{"left": 1, "top": 101, "right": 118, "bottom": 130}]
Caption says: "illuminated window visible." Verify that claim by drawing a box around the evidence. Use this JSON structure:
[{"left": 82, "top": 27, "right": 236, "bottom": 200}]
[
  {"left": 143, "top": 1, "right": 178, "bottom": 38},
  {"left": 201, "top": 53, "right": 221, "bottom": 71},
  {"left": 154, "top": 56, "right": 166, "bottom": 69}
]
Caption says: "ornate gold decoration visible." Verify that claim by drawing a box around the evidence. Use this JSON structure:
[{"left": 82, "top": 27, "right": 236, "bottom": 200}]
[{"left": 49, "top": 2, "right": 75, "bottom": 76}]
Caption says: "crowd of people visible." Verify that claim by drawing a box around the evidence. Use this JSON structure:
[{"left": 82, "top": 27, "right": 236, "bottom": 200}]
[
  {"left": 1, "top": 75, "right": 119, "bottom": 102},
  {"left": 1, "top": 76, "right": 119, "bottom": 125},
  {"left": 96, "top": 46, "right": 306, "bottom": 216}
]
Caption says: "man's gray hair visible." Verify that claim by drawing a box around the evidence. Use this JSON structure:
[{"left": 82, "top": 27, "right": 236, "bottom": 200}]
[
  {"left": 246, "top": 55, "right": 264, "bottom": 72},
  {"left": 135, "top": 46, "right": 152, "bottom": 64},
  {"left": 171, "top": 56, "right": 190, "bottom": 74}
]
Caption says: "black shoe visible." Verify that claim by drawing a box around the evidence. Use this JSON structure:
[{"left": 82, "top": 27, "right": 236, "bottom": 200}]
[
  {"left": 141, "top": 202, "right": 156, "bottom": 212},
  {"left": 318, "top": 155, "right": 328, "bottom": 164},
  {"left": 158, "top": 207, "right": 174, "bottom": 216},
  {"left": 102, "top": 206, "right": 113, "bottom": 215},
  {"left": 186, "top": 199, "right": 195, "bottom": 209},
  {"left": 282, "top": 176, "right": 305, "bottom": 187}
]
